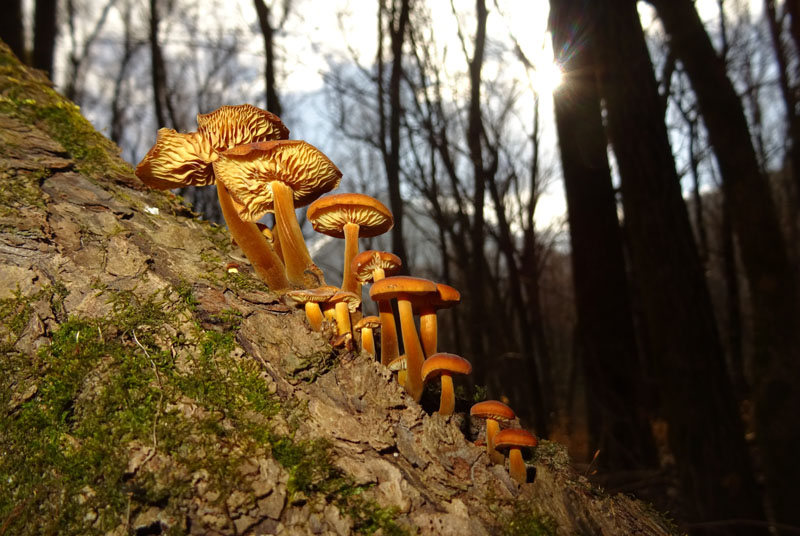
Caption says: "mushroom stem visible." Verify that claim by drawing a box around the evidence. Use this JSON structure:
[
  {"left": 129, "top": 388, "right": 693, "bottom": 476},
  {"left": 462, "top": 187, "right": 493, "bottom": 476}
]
[
  {"left": 507, "top": 448, "right": 527, "bottom": 484},
  {"left": 305, "top": 302, "right": 324, "bottom": 332},
  {"left": 362, "top": 327, "right": 375, "bottom": 356},
  {"left": 378, "top": 299, "right": 400, "bottom": 367},
  {"left": 216, "top": 182, "right": 289, "bottom": 290},
  {"left": 439, "top": 373, "right": 455, "bottom": 416},
  {"left": 397, "top": 296, "right": 424, "bottom": 402},
  {"left": 486, "top": 419, "right": 504, "bottom": 465},
  {"left": 271, "top": 180, "right": 322, "bottom": 288},
  {"left": 342, "top": 222, "right": 361, "bottom": 294},
  {"left": 419, "top": 306, "right": 437, "bottom": 357},
  {"left": 334, "top": 301, "right": 352, "bottom": 337}
]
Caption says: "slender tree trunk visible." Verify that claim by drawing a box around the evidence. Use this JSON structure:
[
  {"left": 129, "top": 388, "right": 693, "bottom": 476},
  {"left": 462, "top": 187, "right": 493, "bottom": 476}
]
[
  {"left": 594, "top": 1, "right": 766, "bottom": 531},
  {"left": 549, "top": 0, "right": 657, "bottom": 472},
  {"left": 148, "top": 0, "right": 179, "bottom": 129},
  {"left": 376, "top": 0, "right": 410, "bottom": 270},
  {"left": 651, "top": 1, "right": 800, "bottom": 529},
  {"left": 721, "top": 190, "right": 747, "bottom": 398},
  {"left": 110, "top": 3, "right": 138, "bottom": 146},
  {"left": 33, "top": 0, "right": 58, "bottom": 77},
  {"left": 464, "top": 0, "right": 489, "bottom": 380},
  {"left": 253, "top": 0, "right": 282, "bottom": 116},
  {"left": 0, "top": 0, "right": 24, "bottom": 62}
]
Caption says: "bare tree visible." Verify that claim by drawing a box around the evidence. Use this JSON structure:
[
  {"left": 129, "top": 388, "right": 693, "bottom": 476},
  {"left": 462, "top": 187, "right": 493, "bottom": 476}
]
[{"left": 0, "top": 0, "right": 24, "bottom": 61}]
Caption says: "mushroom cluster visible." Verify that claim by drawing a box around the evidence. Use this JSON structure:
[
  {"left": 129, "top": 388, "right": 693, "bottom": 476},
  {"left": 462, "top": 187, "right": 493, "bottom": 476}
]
[{"left": 135, "top": 103, "right": 538, "bottom": 485}]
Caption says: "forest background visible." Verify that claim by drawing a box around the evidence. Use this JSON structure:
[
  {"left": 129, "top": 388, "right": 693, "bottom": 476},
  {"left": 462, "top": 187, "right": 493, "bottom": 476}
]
[{"left": 2, "top": 0, "right": 800, "bottom": 534}]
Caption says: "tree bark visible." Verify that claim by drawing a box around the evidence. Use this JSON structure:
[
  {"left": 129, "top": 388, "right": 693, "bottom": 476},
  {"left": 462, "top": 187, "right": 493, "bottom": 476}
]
[
  {"left": 650, "top": 0, "right": 800, "bottom": 529},
  {"left": 549, "top": 0, "right": 658, "bottom": 473},
  {"left": 0, "top": 0, "right": 24, "bottom": 62},
  {"left": 593, "top": 1, "right": 766, "bottom": 531},
  {"left": 33, "top": 0, "right": 58, "bottom": 77}
]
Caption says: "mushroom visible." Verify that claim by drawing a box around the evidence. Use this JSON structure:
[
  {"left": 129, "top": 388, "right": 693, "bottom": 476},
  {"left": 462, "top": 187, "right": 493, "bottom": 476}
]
[
  {"left": 387, "top": 355, "right": 407, "bottom": 388},
  {"left": 285, "top": 286, "right": 338, "bottom": 332},
  {"left": 415, "top": 283, "right": 460, "bottom": 357},
  {"left": 307, "top": 194, "right": 393, "bottom": 295},
  {"left": 328, "top": 290, "right": 361, "bottom": 347},
  {"left": 256, "top": 222, "right": 283, "bottom": 263},
  {"left": 353, "top": 315, "right": 381, "bottom": 357},
  {"left": 470, "top": 400, "right": 516, "bottom": 465},
  {"left": 493, "top": 428, "right": 538, "bottom": 484},
  {"left": 135, "top": 104, "right": 290, "bottom": 290},
  {"left": 213, "top": 140, "right": 342, "bottom": 288},
  {"left": 370, "top": 276, "right": 437, "bottom": 402},
  {"left": 420, "top": 353, "right": 472, "bottom": 416},
  {"left": 351, "top": 250, "right": 402, "bottom": 367}
]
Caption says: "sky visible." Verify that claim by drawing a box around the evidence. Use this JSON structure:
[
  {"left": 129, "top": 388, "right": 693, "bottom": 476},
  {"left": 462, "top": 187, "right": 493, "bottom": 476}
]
[{"left": 37, "top": 0, "right": 763, "bottom": 233}]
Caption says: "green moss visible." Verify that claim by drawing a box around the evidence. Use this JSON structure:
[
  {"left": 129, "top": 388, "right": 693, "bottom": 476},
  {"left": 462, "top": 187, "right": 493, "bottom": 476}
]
[
  {"left": 495, "top": 498, "right": 557, "bottom": 536},
  {"left": 270, "top": 436, "right": 409, "bottom": 535}
]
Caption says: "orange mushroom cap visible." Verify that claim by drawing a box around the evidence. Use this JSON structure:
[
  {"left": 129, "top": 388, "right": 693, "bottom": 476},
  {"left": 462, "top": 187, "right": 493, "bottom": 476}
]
[
  {"left": 370, "top": 276, "right": 438, "bottom": 301},
  {"left": 470, "top": 400, "right": 516, "bottom": 422},
  {"left": 307, "top": 193, "right": 394, "bottom": 238},
  {"left": 354, "top": 315, "right": 381, "bottom": 331},
  {"left": 421, "top": 353, "right": 473, "bottom": 382},
  {"left": 197, "top": 103, "right": 289, "bottom": 149},
  {"left": 493, "top": 428, "right": 538, "bottom": 451},
  {"left": 351, "top": 250, "right": 403, "bottom": 283}
]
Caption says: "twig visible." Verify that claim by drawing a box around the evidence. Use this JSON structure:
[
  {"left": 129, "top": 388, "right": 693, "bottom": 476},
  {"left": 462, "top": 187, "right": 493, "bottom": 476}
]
[{"left": 132, "top": 330, "right": 163, "bottom": 459}]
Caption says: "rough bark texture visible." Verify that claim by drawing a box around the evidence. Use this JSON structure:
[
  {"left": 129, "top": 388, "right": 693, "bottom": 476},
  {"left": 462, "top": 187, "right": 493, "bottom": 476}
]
[
  {"left": 549, "top": 0, "right": 658, "bottom": 474},
  {"left": 592, "top": 2, "right": 766, "bottom": 532},
  {"left": 0, "top": 44, "right": 677, "bottom": 535}
]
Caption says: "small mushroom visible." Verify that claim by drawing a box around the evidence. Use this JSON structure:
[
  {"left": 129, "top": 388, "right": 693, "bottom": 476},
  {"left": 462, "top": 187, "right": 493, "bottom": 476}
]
[
  {"left": 354, "top": 315, "right": 381, "bottom": 357},
  {"left": 470, "top": 400, "right": 516, "bottom": 465},
  {"left": 351, "top": 250, "right": 402, "bottom": 367},
  {"left": 226, "top": 262, "right": 240, "bottom": 274},
  {"left": 213, "top": 140, "right": 342, "bottom": 288},
  {"left": 421, "top": 353, "right": 472, "bottom": 416},
  {"left": 387, "top": 355, "right": 407, "bottom": 388},
  {"left": 307, "top": 194, "right": 393, "bottom": 295},
  {"left": 328, "top": 290, "right": 361, "bottom": 347},
  {"left": 493, "top": 428, "right": 538, "bottom": 484},
  {"left": 285, "top": 286, "right": 338, "bottom": 331},
  {"left": 370, "top": 276, "right": 437, "bottom": 402}
]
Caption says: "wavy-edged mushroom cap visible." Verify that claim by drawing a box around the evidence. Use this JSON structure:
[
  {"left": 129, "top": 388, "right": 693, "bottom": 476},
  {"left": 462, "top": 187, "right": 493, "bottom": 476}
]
[
  {"left": 421, "top": 353, "right": 473, "bottom": 383},
  {"left": 307, "top": 193, "right": 394, "bottom": 238},
  {"left": 197, "top": 103, "right": 289, "bottom": 150},
  {"left": 387, "top": 355, "right": 408, "bottom": 388},
  {"left": 370, "top": 276, "right": 438, "bottom": 301},
  {"left": 135, "top": 129, "right": 217, "bottom": 190},
  {"left": 213, "top": 140, "right": 342, "bottom": 222},
  {"left": 351, "top": 250, "right": 403, "bottom": 283},
  {"left": 493, "top": 428, "right": 538, "bottom": 484}
]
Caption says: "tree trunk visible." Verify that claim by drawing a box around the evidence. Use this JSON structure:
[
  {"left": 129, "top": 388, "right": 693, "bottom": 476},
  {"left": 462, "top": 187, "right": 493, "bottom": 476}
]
[
  {"left": 377, "top": 0, "right": 410, "bottom": 270},
  {"left": 593, "top": 1, "right": 766, "bottom": 532},
  {"left": 0, "top": 0, "right": 24, "bottom": 62},
  {"left": 549, "top": 0, "right": 658, "bottom": 473},
  {"left": 253, "top": 0, "right": 282, "bottom": 117},
  {"left": 33, "top": 0, "right": 58, "bottom": 77},
  {"left": 148, "top": 0, "right": 177, "bottom": 129},
  {"left": 650, "top": 0, "right": 800, "bottom": 529}
]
